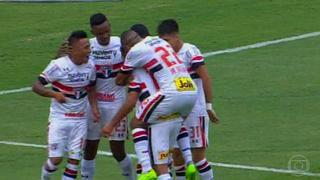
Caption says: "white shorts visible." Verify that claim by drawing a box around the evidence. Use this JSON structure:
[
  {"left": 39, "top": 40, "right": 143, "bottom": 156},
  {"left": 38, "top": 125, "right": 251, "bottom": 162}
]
[
  {"left": 135, "top": 91, "right": 197, "bottom": 124},
  {"left": 148, "top": 118, "right": 183, "bottom": 165},
  {"left": 184, "top": 113, "right": 209, "bottom": 148},
  {"left": 86, "top": 105, "right": 128, "bottom": 141},
  {"left": 47, "top": 119, "right": 87, "bottom": 160}
]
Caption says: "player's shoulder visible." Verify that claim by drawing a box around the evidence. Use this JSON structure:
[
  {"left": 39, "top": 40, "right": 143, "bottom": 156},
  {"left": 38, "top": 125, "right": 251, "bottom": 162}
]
[{"left": 52, "top": 56, "right": 69, "bottom": 66}]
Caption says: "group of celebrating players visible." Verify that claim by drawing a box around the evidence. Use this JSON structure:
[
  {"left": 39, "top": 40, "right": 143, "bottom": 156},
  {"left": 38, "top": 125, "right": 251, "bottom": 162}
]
[{"left": 32, "top": 12, "right": 219, "bottom": 180}]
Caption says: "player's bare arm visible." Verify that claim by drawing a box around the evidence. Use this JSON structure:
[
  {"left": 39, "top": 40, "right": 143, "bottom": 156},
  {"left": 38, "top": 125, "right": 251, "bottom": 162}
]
[
  {"left": 87, "top": 85, "right": 100, "bottom": 123},
  {"left": 115, "top": 71, "right": 131, "bottom": 86},
  {"left": 101, "top": 91, "right": 139, "bottom": 137},
  {"left": 32, "top": 79, "right": 66, "bottom": 103},
  {"left": 195, "top": 65, "right": 220, "bottom": 124}
]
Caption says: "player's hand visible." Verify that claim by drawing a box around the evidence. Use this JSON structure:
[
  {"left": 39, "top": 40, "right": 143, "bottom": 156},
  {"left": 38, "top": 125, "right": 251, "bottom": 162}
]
[
  {"left": 56, "top": 39, "right": 71, "bottom": 58},
  {"left": 101, "top": 123, "right": 113, "bottom": 137},
  {"left": 53, "top": 92, "right": 66, "bottom": 103},
  {"left": 207, "top": 109, "right": 219, "bottom": 124},
  {"left": 92, "top": 108, "right": 101, "bottom": 123}
]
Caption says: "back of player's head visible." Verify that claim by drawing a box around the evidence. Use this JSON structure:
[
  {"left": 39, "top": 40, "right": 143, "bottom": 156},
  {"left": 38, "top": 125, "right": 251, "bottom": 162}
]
[
  {"left": 120, "top": 30, "right": 139, "bottom": 44},
  {"left": 157, "top": 19, "right": 179, "bottom": 36},
  {"left": 68, "top": 30, "right": 87, "bottom": 46},
  {"left": 90, "top": 13, "right": 108, "bottom": 27},
  {"left": 130, "top": 24, "right": 150, "bottom": 38}
]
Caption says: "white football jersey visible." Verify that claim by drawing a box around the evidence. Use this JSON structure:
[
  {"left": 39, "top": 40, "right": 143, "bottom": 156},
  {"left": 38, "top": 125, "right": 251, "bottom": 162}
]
[
  {"left": 128, "top": 69, "right": 157, "bottom": 106},
  {"left": 121, "top": 36, "right": 197, "bottom": 94},
  {"left": 178, "top": 43, "right": 206, "bottom": 115},
  {"left": 89, "top": 36, "right": 126, "bottom": 105},
  {"left": 40, "top": 56, "right": 96, "bottom": 121}
]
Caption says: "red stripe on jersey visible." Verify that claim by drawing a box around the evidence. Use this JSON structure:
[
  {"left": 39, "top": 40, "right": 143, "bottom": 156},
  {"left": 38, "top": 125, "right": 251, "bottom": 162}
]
[
  {"left": 129, "top": 82, "right": 141, "bottom": 87},
  {"left": 149, "top": 73, "right": 160, "bottom": 90},
  {"left": 113, "top": 62, "right": 123, "bottom": 70},
  {"left": 52, "top": 82, "right": 74, "bottom": 92},
  {"left": 143, "top": 59, "right": 158, "bottom": 70},
  {"left": 192, "top": 56, "right": 204, "bottom": 61},
  {"left": 121, "top": 65, "right": 134, "bottom": 71},
  {"left": 140, "top": 82, "right": 147, "bottom": 90}
]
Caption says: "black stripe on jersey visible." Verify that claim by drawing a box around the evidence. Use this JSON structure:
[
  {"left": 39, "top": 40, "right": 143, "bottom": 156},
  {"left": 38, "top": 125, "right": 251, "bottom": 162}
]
[
  {"left": 190, "top": 73, "right": 200, "bottom": 79},
  {"left": 38, "top": 76, "right": 49, "bottom": 85},
  {"left": 191, "top": 61, "right": 205, "bottom": 70},
  {"left": 128, "top": 88, "right": 141, "bottom": 93},
  {"left": 149, "top": 64, "right": 163, "bottom": 74},
  {"left": 143, "top": 95, "right": 165, "bottom": 123},
  {"left": 52, "top": 87, "right": 88, "bottom": 100},
  {"left": 139, "top": 91, "right": 151, "bottom": 102}
]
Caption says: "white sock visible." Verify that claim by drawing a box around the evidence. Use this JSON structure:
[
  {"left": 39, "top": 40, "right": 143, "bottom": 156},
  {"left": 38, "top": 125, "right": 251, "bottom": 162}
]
[
  {"left": 62, "top": 161, "right": 78, "bottom": 180},
  {"left": 196, "top": 159, "right": 214, "bottom": 180},
  {"left": 119, "top": 155, "right": 134, "bottom": 180},
  {"left": 132, "top": 128, "right": 152, "bottom": 173},
  {"left": 81, "top": 159, "right": 95, "bottom": 180},
  {"left": 177, "top": 126, "right": 193, "bottom": 165},
  {"left": 41, "top": 159, "right": 58, "bottom": 180},
  {"left": 158, "top": 173, "right": 172, "bottom": 180},
  {"left": 174, "top": 165, "right": 186, "bottom": 180}
]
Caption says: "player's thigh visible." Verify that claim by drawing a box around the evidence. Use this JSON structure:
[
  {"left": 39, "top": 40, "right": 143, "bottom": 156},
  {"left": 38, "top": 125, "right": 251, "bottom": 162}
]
[
  {"left": 68, "top": 120, "right": 87, "bottom": 160},
  {"left": 86, "top": 105, "right": 109, "bottom": 140},
  {"left": 47, "top": 120, "right": 69, "bottom": 158},
  {"left": 107, "top": 107, "right": 128, "bottom": 141},
  {"left": 149, "top": 121, "right": 179, "bottom": 165},
  {"left": 184, "top": 113, "right": 209, "bottom": 148}
]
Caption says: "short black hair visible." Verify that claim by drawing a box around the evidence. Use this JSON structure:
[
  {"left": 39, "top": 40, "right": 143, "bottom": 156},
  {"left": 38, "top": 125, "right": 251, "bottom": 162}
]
[
  {"left": 157, "top": 19, "right": 179, "bottom": 36},
  {"left": 90, "top": 13, "right": 108, "bottom": 27},
  {"left": 68, "top": 30, "right": 87, "bottom": 46},
  {"left": 130, "top": 24, "right": 150, "bottom": 38}
]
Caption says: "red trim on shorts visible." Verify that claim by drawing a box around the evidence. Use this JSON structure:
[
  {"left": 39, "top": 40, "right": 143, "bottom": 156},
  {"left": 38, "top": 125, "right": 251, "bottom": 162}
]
[{"left": 200, "top": 116, "right": 206, "bottom": 148}]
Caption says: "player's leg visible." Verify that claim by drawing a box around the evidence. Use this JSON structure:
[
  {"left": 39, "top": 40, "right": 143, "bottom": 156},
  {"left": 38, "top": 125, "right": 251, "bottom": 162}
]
[
  {"left": 188, "top": 116, "right": 213, "bottom": 180},
  {"left": 149, "top": 122, "right": 173, "bottom": 180},
  {"left": 108, "top": 107, "right": 134, "bottom": 180},
  {"left": 81, "top": 107, "right": 103, "bottom": 180},
  {"left": 65, "top": 120, "right": 87, "bottom": 180},
  {"left": 41, "top": 121, "right": 66, "bottom": 180}
]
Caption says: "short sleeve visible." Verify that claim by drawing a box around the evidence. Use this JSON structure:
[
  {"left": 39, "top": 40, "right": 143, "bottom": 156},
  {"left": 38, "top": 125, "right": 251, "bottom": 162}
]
[
  {"left": 121, "top": 47, "right": 154, "bottom": 73},
  {"left": 39, "top": 60, "right": 63, "bottom": 83},
  {"left": 187, "top": 46, "right": 205, "bottom": 70}
]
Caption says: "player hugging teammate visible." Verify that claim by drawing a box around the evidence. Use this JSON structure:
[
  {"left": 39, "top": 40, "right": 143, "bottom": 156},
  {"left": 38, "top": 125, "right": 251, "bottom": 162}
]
[{"left": 33, "top": 13, "right": 219, "bottom": 180}]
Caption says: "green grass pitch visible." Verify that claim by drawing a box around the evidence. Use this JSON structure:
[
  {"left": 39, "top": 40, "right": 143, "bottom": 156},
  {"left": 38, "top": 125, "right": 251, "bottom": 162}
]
[{"left": 1, "top": 0, "right": 320, "bottom": 179}]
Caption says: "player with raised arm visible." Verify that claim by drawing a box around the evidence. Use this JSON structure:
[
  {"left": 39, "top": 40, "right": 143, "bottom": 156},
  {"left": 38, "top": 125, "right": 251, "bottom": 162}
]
[
  {"left": 81, "top": 13, "right": 134, "bottom": 180},
  {"left": 33, "top": 30, "right": 99, "bottom": 180},
  {"left": 102, "top": 30, "right": 198, "bottom": 180},
  {"left": 158, "top": 19, "right": 219, "bottom": 180}
]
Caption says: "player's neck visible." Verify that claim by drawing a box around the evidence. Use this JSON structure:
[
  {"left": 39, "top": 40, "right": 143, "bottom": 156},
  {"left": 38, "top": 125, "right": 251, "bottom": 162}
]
[
  {"left": 68, "top": 55, "right": 85, "bottom": 65},
  {"left": 175, "top": 39, "right": 184, "bottom": 53}
]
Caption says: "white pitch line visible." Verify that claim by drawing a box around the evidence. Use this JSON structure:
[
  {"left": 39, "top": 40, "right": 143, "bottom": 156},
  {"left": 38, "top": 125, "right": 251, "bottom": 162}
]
[
  {"left": 1, "top": 140, "right": 320, "bottom": 177},
  {"left": 1, "top": 31, "right": 320, "bottom": 96}
]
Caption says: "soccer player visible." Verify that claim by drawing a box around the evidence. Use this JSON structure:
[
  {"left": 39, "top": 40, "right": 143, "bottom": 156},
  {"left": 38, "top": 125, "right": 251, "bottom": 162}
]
[
  {"left": 81, "top": 13, "right": 134, "bottom": 180},
  {"left": 102, "top": 30, "right": 198, "bottom": 180},
  {"left": 157, "top": 19, "right": 219, "bottom": 180},
  {"left": 32, "top": 30, "right": 99, "bottom": 180}
]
